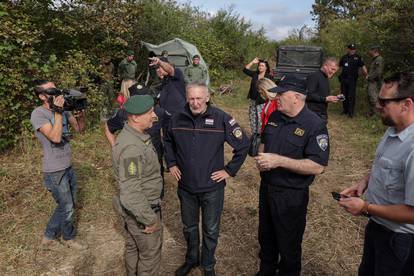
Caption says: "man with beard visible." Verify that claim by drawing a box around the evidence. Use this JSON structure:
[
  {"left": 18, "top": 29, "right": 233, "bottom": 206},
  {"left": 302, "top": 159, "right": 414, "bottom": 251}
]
[
  {"left": 338, "top": 72, "right": 414, "bottom": 275},
  {"left": 306, "top": 57, "right": 341, "bottom": 123}
]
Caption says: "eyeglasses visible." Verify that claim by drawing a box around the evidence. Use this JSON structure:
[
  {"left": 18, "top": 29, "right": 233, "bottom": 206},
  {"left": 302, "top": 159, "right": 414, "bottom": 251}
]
[{"left": 377, "top": 96, "right": 410, "bottom": 107}]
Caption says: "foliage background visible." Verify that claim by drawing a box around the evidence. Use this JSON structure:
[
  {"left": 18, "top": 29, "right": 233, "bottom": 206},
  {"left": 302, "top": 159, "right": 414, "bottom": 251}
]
[
  {"left": 0, "top": 0, "right": 275, "bottom": 151},
  {"left": 1, "top": 0, "right": 413, "bottom": 151}
]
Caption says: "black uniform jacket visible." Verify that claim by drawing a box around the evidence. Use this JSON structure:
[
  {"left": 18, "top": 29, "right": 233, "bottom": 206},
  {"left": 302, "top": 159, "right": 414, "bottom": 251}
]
[
  {"left": 339, "top": 54, "right": 364, "bottom": 80},
  {"left": 164, "top": 104, "right": 249, "bottom": 193},
  {"left": 306, "top": 70, "right": 330, "bottom": 117},
  {"left": 261, "top": 107, "right": 330, "bottom": 189}
]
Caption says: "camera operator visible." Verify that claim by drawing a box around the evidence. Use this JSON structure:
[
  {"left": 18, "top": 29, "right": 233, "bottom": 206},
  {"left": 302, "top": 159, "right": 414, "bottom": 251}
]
[{"left": 30, "top": 80, "right": 86, "bottom": 250}]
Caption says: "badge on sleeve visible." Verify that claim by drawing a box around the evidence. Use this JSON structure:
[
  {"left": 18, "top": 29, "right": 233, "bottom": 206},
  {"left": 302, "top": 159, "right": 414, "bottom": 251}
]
[
  {"left": 229, "top": 118, "right": 236, "bottom": 126},
  {"left": 294, "top": 128, "right": 305, "bottom": 136},
  {"left": 316, "top": 134, "right": 329, "bottom": 151},
  {"left": 124, "top": 158, "right": 139, "bottom": 178},
  {"left": 232, "top": 127, "right": 243, "bottom": 139}
]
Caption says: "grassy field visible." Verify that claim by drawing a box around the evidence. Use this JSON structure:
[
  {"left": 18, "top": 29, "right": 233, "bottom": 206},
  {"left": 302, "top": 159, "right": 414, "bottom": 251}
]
[{"left": 0, "top": 79, "right": 386, "bottom": 275}]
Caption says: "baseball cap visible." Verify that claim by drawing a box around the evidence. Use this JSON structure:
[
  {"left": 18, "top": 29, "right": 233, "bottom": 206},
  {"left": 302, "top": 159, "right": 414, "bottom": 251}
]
[{"left": 268, "top": 75, "right": 307, "bottom": 95}]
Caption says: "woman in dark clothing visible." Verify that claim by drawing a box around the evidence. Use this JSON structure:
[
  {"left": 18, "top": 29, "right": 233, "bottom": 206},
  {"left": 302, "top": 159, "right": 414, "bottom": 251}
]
[{"left": 243, "top": 57, "right": 271, "bottom": 135}]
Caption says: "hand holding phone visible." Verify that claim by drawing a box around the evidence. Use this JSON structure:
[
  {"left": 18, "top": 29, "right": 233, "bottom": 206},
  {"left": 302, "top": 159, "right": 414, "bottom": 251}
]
[{"left": 331, "top": 191, "right": 349, "bottom": 201}]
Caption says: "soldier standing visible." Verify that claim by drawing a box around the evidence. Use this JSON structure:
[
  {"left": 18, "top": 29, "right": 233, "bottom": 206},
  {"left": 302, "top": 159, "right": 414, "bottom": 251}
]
[
  {"left": 112, "top": 95, "right": 163, "bottom": 276},
  {"left": 366, "top": 45, "right": 384, "bottom": 117}
]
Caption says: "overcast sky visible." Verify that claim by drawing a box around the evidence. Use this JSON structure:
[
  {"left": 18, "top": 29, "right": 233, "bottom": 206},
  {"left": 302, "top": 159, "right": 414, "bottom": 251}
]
[{"left": 176, "top": 0, "right": 315, "bottom": 41}]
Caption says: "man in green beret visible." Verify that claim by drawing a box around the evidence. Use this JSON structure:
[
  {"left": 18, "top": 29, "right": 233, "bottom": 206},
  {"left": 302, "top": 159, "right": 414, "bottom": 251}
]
[
  {"left": 118, "top": 50, "right": 137, "bottom": 86},
  {"left": 112, "top": 95, "right": 163, "bottom": 276}
]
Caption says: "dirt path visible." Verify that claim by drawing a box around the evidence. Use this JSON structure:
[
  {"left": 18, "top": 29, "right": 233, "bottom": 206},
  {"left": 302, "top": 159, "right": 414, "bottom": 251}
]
[{"left": 1, "top": 103, "right": 377, "bottom": 275}]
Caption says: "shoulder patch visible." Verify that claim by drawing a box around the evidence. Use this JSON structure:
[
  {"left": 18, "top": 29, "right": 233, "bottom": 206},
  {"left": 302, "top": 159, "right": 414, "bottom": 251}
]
[
  {"left": 124, "top": 157, "right": 140, "bottom": 178},
  {"left": 232, "top": 127, "right": 243, "bottom": 139},
  {"left": 316, "top": 134, "right": 329, "bottom": 151}
]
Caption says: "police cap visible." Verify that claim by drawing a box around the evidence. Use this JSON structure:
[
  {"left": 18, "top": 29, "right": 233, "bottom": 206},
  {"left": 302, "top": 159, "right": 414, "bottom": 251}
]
[
  {"left": 269, "top": 75, "right": 307, "bottom": 95},
  {"left": 128, "top": 84, "right": 152, "bottom": 97},
  {"left": 124, "top": 95, "right": 154, "bottom": 115},
  {"left": 347, "top": 43, "right": 356, "bottom": 50},
  {"left": 370, "top": 45, "right": 381, "bottom": 51}
]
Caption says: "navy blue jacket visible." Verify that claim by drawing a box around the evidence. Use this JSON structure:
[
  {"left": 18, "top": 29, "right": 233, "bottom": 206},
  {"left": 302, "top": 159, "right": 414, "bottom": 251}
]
[
  {"left": 159, "top": 68, "right": 186, "bottom": 115},
  {"left": 164, "top": 104, "right": 249, "bottom": 193}
]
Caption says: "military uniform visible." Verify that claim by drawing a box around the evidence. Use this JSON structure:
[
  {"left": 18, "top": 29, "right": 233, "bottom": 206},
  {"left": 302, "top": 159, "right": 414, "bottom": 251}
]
[
  {"left": 258, "top": 107, "right": 330, "bottom": 276},
  {"left": 339, "top": 53, "right": 365, "bottom": 117},
  {"left": 184, "top": 64, "right": 208, "bottom": 84},
  {"left": 118, "top": 58, "right": 137, "bottom": 81},
  {"left": 367, "top": 55, "right": 384, "bottom": 115},
  {"left": 112, "top": 96, "right": 163, "bottom": 276}
]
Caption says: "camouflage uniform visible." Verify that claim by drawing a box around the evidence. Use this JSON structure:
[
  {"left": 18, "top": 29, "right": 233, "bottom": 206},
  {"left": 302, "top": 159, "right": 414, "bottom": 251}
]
[
  {"left": 112, "top": 124, "right": 163, "bottom": 276},
  {"left": 367, "top": 55, "right": 384, "bottom": 115}
]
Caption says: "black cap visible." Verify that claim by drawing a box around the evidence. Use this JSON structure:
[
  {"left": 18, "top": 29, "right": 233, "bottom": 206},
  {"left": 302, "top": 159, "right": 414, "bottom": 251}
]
[
  {"left": 347, "top": 43, "right": 356, "bottom": 50},
  {"left": 370, "top": 45, "right": 381, "bottom": 51},
  {"left": 128, "top": 84, "right": 152, "bottom": 97},
  {"left": 269, "top": 75, "right": 307, "bottom": 95}
]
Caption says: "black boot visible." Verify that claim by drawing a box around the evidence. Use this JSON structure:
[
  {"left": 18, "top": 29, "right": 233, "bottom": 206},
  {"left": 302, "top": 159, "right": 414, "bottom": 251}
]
[{"left": 175, "top": 262, "right": 199, "bottom": 276}]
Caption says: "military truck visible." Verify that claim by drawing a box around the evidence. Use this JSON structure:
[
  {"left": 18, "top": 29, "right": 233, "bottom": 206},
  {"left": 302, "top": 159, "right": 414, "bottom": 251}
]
[{"left": 273, "top": 45, "right": 323, "bottom": 82}]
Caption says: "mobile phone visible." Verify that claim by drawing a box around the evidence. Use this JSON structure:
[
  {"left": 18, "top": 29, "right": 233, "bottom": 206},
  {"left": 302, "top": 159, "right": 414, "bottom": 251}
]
[
  {"left": 337, "top": 94, "right": 345, "bottom": 101},
  {"left": 331, "top": 192, "right": 348, "bottom": 201}
]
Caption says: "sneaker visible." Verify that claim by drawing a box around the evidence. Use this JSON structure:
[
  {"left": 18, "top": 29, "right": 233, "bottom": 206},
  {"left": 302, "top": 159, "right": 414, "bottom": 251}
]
[{"left": 63, "top": 239, "right": 88, "bottom": 250}]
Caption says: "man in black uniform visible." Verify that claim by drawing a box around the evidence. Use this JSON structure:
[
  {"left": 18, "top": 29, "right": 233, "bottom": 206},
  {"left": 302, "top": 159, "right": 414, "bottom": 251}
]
[
  {"left": 339, "top": 43, "right": 368, "bottom": 117},
  {"left": 164, "top": 82, "right": 249, "bottom": 276},
  {"left": 255, "top": 76, "right": 330, "bottom": 276},
  {"left": 306, "top": 57, "right": 341, "bottom": 123}
]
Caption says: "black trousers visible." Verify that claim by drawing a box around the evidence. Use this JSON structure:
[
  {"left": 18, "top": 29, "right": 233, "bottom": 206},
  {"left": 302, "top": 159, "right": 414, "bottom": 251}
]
[
  {"left": 359, "top": 220, "right": 414, "bottom": 276},
  {"left": 258, "top": 182, "right": 309, "bottom": 276},
  {"left": 341, "top": 78, "right": 358, "bottom": 116}
]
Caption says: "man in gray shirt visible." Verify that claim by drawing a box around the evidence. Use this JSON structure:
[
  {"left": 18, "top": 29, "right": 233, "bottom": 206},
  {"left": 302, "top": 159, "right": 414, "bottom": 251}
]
[
  {"left": 338, "top": 72, "right": 414, "bottom": 275},
  {"left": 30, "top": 80, "right": 85, "bottom": 250}
]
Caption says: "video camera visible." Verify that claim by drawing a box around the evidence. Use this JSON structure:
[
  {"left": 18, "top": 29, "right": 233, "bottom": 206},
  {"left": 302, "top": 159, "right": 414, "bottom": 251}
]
[{"left": 43, "top": 87, "right": 87, "bottom": 113}]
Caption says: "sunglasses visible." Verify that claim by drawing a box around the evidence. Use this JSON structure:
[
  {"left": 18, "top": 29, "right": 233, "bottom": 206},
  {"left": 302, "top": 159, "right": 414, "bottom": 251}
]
[{"left": 377, "top": 96, "right": 410, "bottom": 107}]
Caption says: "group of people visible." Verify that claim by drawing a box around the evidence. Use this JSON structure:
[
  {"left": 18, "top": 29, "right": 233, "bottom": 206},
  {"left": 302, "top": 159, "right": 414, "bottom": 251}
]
[
  {"left": 108, "top": 53, "right": 250, "bottom": 276},
  {"left": 244, "top": 43, "right": 384, "bottom": 135},
  {"left": 29, "top": 43, "right": 414, "bottom": 276}
]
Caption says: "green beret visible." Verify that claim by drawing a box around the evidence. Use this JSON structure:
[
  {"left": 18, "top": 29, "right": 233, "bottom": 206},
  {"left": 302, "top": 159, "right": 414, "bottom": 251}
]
[
  {"left": 124, "top": 95, "right": 154, "bottom": 115},
  {"left": 127, "top": 50, "right": 134, "bottom": 56}
]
